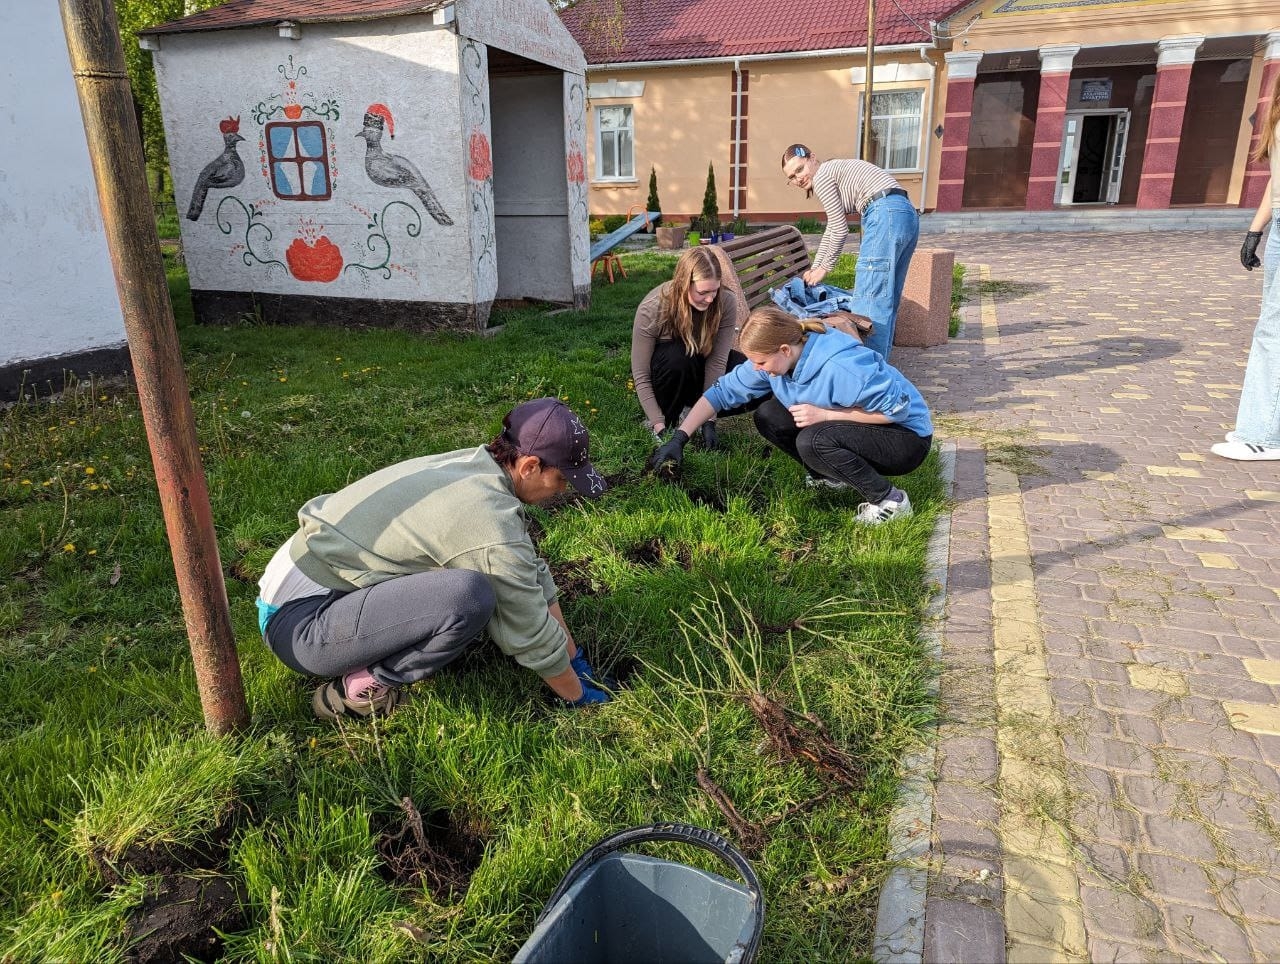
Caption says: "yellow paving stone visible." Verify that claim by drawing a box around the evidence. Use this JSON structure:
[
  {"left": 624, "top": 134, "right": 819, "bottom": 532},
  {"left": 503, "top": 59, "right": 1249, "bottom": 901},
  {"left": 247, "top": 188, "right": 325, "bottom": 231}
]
[
  {"left": 1182, "top": 405, "right": 1212, "bottom": 412},
  {"left": 1246, "top": 490, "right": 1280, "bottom": 502},
  {"left": 1224, "top": 702, "right": 1280, "bottom": 737},
  {"left": 1083, "top": 470, "right": 1118, "bottom": 481},
  {"left": 1205, "top": 383, "right": 1241, "bottom": 389},
  {"left": 1127, "top": 663, "right": 1189, "bottom": 696},
  {"left": 1160, "top": 525, "right": 1225, "bottom": 541},
  {"left": 1170, "top": 359, "right": 1205, "bottom": 366},
  {"left": 1027, "top": 420, "right": 1050, "bottom": 427},
  {"left": 1039, "top": 433, "right": 1082, "bottom": 442},
  {"left": 1201, "top": 342, "right": 1229, "bottom": 347},
  {"left": 1059, "top": 375, "right": 1090, "bottom": 381},
  {"left": 1177, "top": 453, "right": 1206, "bottom": 462},
  {"left": 1207, "top": 392, "right": 1230, "bottom": 399},
  {"left": 1147, "top": 465, "right": 1202, "bottom": 478},
  {"left": 1122, "top": 384, "right": 1145, "bottom": 390},
  {"left": 1242, "top": 659, "right": 1280, "bottom": 684},
  {"left": 978, "top": 264, "right": 1000, "bottom": 345},
  {"left": 1113, "top": 392, "right": 1152, "bottom": 400},
  {"left": 1098, "top": 407, "right": 1122, "bottom": 414},
  {"left": 1195, "top": 553, "right": 1237, "bottom": 570},
  {"left": 1020, "top": 390, "right": 1059, "bottom": 397}
]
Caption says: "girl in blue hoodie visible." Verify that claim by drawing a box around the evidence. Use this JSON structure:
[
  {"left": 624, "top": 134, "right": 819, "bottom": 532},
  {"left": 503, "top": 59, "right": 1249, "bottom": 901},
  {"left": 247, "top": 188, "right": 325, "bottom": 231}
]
[{"left": 650, "top": 305, "right": 933, "bottom": 523}]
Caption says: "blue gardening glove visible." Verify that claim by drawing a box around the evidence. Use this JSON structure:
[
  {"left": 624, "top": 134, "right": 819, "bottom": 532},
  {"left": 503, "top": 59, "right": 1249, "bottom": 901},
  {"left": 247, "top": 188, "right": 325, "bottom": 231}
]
[
  {"left": 700, "top": 421, "right": 720, "bottom": 451},
  {"left": 569, "top": 683, "right": 612, "bottom": 707},
  {"left": 648, "top": 429, "right": 688, "bottom": 474},
  {"left": 1241, "top": 231, "right": 1263, "bottom": 270},
  {"left": 571, "top": 649, "right": 618, "bottom": 690}
]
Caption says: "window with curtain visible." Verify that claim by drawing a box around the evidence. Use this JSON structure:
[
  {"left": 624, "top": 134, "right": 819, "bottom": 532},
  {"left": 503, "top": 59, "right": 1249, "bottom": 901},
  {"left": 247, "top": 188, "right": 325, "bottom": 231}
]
[
  {"left": 595, "top": 105, "right": 634, "bottom": 180},
  {"left": 864, "top": 89, "right": 924, "bottom": 172}
]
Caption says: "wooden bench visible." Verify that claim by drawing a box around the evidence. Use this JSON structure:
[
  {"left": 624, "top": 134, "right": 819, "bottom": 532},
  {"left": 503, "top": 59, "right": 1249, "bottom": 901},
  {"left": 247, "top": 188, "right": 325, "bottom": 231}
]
[
  {"left": 710, "top": 225, "right": 952, "bottom": 349},
  {"left": 711, "top": 225, "right": 809, "bottom": 319}
]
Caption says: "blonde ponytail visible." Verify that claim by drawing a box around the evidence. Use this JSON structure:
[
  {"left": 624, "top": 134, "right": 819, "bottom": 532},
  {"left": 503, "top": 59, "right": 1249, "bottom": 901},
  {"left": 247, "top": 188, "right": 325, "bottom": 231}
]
[{"left": 738, "top": 305, "right": 828, "bottom": 355}]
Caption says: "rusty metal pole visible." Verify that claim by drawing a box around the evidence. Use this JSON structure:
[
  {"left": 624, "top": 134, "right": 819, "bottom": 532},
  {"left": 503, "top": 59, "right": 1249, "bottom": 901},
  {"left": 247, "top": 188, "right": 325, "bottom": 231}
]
[
  {"left": 59, "top": 0, "right": 249, "bottom": 734},
  {"left": 863, "top": 0, "right": 876, "bottom": 161}
]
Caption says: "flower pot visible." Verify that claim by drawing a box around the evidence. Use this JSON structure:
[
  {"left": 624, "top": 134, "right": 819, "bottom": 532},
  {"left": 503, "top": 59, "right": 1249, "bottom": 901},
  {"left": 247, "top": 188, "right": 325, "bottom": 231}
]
[
  {"left": 655, "top": 225, "right": 688, "bottom": 250},
  {"left": 721, "top": 231, "right": 736, "bottom": 242}
]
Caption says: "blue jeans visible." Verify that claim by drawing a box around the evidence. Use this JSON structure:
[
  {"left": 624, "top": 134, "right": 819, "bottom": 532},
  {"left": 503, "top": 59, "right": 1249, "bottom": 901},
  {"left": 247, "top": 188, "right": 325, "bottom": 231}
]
[
  {"left": 853, "top": 193, "right": 919, "bottom": 360},
  {"left": 1235, "top": 215, "right": 1280, "bottom": 447}
]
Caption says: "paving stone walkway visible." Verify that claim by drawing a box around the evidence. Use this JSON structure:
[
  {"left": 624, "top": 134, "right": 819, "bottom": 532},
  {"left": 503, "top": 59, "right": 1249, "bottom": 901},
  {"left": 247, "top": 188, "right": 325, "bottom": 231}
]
[{"left": 889, "top": 231, "right": 1280, "bottom": 963}]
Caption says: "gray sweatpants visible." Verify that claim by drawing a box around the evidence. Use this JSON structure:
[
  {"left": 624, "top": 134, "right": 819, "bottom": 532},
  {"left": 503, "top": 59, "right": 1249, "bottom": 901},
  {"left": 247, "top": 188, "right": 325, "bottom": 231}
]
[{"left": 264, "top": 569, "right": 496, "bottom": 687}]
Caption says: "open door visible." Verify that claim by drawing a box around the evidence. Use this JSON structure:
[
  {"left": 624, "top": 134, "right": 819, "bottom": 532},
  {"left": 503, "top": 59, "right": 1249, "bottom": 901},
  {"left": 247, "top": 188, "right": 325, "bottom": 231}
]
[{"left": 1056, "top": 109, "right": 1130, "bottom": 205}]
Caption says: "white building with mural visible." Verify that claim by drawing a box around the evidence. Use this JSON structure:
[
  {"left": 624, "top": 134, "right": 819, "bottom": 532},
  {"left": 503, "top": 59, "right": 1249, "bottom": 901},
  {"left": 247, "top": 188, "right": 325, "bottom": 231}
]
[
  {"left": 0, "top": 2, "right": 127, "bottom": 401},
  {"left": 141, "top": 0, "right": 591, "bottom": 331}
]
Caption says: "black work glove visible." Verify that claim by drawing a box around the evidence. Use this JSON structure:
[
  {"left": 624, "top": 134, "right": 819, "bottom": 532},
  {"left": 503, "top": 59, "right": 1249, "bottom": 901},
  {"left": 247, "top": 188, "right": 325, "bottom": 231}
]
[
  {"left": 648, "top": 429, "right": 689, "bottom": 475},
  {"left": 1241, "top": 231, "right": 1263, "bottom": 271},
  {"left": 700, "top": 421, "right": 720, "bottom": 451}
]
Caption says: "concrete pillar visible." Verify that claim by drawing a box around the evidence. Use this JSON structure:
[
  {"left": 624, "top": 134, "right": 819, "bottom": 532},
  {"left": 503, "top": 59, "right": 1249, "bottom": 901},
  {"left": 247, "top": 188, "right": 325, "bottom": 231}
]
[
  {"left": 1136, "top": 35, "right": 1204, "bottom": 209},
  {"left": 894, "top": 248, "right": 955, "bottom": 348},
  {"left": 936, "top": 51, "right": 983, "bottom": 212},
  {"left": 1241, "top": 30, "right": 1280, "bottom": 210},
  {"left": 1026, "top": 44, "right": 1080, "bottom": 210}
]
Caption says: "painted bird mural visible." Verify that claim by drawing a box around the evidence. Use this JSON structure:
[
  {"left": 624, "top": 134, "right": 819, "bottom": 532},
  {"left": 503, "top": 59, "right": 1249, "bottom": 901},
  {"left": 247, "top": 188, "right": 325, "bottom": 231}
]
[
  {"left": 356, "top": 104, "right": 453, "bottom": 225},
  {"left": 186, "top": 116, "right": 246, "bottom": 221}
]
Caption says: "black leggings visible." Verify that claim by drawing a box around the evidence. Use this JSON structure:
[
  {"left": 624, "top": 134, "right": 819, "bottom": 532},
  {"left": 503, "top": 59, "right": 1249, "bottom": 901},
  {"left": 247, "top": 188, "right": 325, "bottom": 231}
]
[
  {"left": 650, "top": 341, "right": 761, "bottom": 427},
  {"left": 753, "top": 397, "right": 931, "bottom": 502}
]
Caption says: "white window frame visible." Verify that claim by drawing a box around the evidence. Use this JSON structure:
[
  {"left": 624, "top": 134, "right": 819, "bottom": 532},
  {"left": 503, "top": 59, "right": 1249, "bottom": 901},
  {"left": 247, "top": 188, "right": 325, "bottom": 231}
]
[
  {"left": 856, "top": 88, "right": 925, "bottom": 173},
  {"left": 594, "top": 104, "right": 635, "bottom": 182}
]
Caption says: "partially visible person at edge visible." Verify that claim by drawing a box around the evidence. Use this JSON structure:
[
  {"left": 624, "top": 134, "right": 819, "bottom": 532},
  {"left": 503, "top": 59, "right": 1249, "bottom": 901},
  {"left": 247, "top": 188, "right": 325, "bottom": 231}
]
[
  {"left": 255, "top": 398, "right": 613, "bottom": 720},
  {"left": 649, "top": 305, "right": 933, "bottom": 524},
  {"left": 781, "top": 143, "right": 919, "bottom": 361},
  {"left": 631, "top": 246, "right": 748, "bottom": 452},
  {"left": 1215, "top": 68, "right": 1280, "bottom": 461}
]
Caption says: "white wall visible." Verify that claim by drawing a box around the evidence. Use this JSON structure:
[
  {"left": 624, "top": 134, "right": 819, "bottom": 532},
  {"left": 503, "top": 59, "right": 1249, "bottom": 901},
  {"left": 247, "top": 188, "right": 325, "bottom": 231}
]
[
  {"left": 155, "top": 17, "right": 472, "bottom": 303},
  {"left": 0, "top": 2, "right": 124, "bottom": 369}
]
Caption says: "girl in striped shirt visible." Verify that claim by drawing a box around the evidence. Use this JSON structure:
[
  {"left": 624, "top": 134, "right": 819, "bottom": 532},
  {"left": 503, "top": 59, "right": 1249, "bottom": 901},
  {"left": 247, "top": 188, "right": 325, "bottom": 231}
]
[{"left": 782, "top": 143, "right": 920, "bottom": 359}]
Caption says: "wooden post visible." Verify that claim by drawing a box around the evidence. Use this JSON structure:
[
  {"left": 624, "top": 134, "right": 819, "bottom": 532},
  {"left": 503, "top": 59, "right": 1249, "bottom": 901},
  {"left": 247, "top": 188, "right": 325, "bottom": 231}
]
[{"left": 59, "top": 0, "right": 249, "bottom": 734}]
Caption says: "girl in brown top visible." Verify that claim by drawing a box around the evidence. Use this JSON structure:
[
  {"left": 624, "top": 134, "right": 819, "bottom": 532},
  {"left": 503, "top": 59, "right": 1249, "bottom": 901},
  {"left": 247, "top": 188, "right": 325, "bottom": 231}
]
[{"left": 630, "top": 246, "right": 748, "bottom": 448}]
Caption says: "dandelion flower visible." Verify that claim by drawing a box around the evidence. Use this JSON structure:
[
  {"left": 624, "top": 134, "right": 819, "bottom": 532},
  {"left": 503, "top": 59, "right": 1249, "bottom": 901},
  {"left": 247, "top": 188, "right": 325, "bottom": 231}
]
[
  {"left": 63, "top": 543, "right": 75, "bottom": 553},
  {"left": 84, "top": 467, "right": 95, "bottom": 475}
]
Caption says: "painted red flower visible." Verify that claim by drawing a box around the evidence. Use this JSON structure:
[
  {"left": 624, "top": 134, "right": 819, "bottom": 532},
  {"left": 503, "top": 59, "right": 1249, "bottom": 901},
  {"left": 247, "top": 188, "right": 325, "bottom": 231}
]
[
  {"left": 286, "top": 236, "right": 343, "bottom": 282},
  {"left": 469, "top": 130, "right": 493, "bottom": 181},
  {"left": 567, "top": 149, "right": 585, "bottom": 184}
]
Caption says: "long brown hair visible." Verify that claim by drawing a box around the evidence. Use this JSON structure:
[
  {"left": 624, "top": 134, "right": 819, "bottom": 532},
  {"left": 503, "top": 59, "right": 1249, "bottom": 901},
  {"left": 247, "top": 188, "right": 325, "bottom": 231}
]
[
  {"left": 737, "top": 305, "right": 828, "bottom": 356},
  {"left": 1253, "top": 68, "right": 1280, "bottom": 163},
  {"left": 657, "top": 247, "right": 722, "bottom": 355}
]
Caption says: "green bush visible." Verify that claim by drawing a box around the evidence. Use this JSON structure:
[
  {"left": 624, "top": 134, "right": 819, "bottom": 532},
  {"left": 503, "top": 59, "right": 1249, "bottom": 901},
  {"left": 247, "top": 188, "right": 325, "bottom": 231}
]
[
  {"left": 602, "top": 214, "right": 627, "bottom": 233},
  {"left": 589, "top": 218, "right": 607, "bottom": 240},
  {"left": 646, "top": 166, "right": 662, "bottom": 225},
  {"left": 794, "top": 216, "right": 824, "bottom": 234}
]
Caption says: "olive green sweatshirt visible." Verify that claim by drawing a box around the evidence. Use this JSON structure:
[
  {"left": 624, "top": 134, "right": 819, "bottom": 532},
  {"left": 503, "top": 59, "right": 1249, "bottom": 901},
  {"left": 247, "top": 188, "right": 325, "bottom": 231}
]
[{"left": 289, "top": 446, "right": 568, "bottom": 678}]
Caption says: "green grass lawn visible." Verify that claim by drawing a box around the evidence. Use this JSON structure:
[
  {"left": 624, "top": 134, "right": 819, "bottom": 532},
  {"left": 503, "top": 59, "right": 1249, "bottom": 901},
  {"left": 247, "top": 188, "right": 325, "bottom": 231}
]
[{"left": 0, "top": 250, "right": 943, "bottom": 961}]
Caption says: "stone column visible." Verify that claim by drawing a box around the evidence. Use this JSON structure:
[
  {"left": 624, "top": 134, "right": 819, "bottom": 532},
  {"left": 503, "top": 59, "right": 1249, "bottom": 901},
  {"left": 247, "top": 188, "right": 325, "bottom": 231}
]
[
  {"left": 1241, "top": 30, "right": 1280, "bottom": 210},
  {"left": 936, "top": 51, "right": 983, "bottom": 212},
  {"left": 1136, "top": 35, "right": 1204, "bottom": 209},
  {"left": 1026, "top": 44, "right": 1080, "bottom": 210}
]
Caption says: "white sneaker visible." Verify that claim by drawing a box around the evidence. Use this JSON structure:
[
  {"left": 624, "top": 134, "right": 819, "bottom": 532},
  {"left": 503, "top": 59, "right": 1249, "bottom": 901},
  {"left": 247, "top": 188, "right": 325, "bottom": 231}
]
[
  {"left": 855, "top": 491, "right": 913, "bottom": 524},
  {"left": 805, "top": 473, "right": 850, "bottom": 491},
  {"left": 1210, "top": 440, "right": 1280, "bottom": 461}
]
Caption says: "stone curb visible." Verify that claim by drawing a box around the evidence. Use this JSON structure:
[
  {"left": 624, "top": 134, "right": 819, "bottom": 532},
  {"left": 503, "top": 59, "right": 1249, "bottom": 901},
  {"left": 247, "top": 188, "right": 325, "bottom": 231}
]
[{"left": 872, "top": 440, "right": 957, "bottom": 963}]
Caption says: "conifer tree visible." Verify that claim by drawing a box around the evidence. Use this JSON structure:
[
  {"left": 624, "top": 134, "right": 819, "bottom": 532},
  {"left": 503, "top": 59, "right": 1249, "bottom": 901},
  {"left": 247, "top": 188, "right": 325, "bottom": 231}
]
[
  {"left": 646, "top": 166, "right": 662, "bottom": 225},
  {"left": 699, "top": 162, "right": 719, "bottom": 235}
]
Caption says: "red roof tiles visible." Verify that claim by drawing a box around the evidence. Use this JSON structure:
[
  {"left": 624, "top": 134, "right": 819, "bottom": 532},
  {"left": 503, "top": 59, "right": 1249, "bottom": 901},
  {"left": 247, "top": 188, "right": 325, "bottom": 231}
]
[{"left": 560, "top": 0, "right": 972, "bottom": 64}]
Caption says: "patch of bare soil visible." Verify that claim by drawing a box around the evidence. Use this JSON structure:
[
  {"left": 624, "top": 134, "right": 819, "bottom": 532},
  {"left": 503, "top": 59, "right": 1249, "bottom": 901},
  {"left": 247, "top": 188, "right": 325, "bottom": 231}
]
[
  {"left": 623, "top": 538, "right": 693, "bottom": 570},
  {"left": 549, "top": 558, "right": 596, "bottom": 606},
  {"left": 377, "top": 797, "right": 486, "bottom": 897},
  {"left": 92, "top": 819, "right": 245, "bottom": 964}
]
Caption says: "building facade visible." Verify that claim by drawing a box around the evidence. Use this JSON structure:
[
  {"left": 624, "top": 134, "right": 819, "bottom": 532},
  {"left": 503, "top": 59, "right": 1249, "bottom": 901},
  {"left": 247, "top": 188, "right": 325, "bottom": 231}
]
[
  {"left": 561, "top": 0, "right": 1279, "bottom": 221},
  {"left": 144, "top": 0, "right": 591, "bottom": 331}
]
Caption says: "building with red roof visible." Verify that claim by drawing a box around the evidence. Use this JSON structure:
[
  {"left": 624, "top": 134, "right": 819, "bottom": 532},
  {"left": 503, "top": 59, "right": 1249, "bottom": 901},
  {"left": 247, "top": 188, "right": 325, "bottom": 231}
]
[{"left": 559, "top": 0, "right": 1280, "bottom": 221}]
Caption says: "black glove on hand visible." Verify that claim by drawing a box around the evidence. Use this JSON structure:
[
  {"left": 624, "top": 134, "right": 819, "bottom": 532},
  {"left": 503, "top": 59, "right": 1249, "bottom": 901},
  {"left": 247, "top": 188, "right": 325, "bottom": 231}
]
[
  {"left": 700, "top": 421, "right": 720, "bottom": 451},
  {"left": 648, "top": 429, "right": 689, "bottom": 475},
  {"left": 1241, "top": 231, "right": 1263, "bottom": 271}
]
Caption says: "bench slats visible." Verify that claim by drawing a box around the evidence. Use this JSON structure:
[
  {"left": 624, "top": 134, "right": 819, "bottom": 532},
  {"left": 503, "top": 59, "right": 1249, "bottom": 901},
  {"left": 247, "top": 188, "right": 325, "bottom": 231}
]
[{"left": 718, "top": 225, "right": 810, "bottom": 310}]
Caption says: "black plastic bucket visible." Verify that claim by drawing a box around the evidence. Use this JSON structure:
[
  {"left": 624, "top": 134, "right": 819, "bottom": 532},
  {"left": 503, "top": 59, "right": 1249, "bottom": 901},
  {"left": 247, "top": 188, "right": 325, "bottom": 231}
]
[{"left": 513, "top": 823, "right": 764, "bottom": 964}]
